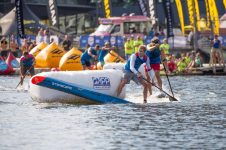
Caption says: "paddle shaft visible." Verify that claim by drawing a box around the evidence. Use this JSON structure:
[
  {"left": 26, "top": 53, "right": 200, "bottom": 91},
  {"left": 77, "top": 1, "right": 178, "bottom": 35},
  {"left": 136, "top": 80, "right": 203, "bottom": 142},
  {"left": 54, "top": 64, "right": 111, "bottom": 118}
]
[
  {"left": 142, "top": 77, "right": 178, "bottom": 101},
  {"left": 162, "top": 63, "right": 175, "bottom": 97},
  {"left": 15, "top": 66, "right": 33, "bottom": 88}
]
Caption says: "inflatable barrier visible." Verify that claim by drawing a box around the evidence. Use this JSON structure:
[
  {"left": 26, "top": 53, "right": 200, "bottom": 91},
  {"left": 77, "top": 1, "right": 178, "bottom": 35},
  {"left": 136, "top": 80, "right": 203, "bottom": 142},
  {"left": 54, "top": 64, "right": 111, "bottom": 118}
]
[
  {"left": 29, "top": 42, "right": 47, "bottom": 57},
  {"left": 104, "top": 50, "right": 125, "bottom": 63},
  {"left": 5, "top": 52, "right": 20, "bottom": 68},
  {"left": 35, "top": 42, "right": 65, "bottom": 68},
  {"left": 29, "top": 70, "right": 125, "bottom": 103},
  {"left": 59, "top": 47, "right": 83, "bottom": 71},
  {"left": 0, "top": 56, "right": 14, "bottom": 75}
]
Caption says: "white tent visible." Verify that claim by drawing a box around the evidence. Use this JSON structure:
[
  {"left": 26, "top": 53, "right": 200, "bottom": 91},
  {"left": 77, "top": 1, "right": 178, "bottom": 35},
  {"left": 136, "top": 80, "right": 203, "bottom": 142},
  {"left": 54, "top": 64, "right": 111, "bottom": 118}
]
[{"left": 0, "top": 5, "right": 40, "bottom": 36}]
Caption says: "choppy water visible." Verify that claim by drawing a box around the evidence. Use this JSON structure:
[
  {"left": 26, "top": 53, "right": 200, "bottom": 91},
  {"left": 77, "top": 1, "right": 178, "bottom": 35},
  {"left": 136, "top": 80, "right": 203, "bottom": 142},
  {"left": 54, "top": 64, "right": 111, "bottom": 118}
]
[{"left": 0, "top": 76, "right": 226, "bottom": 150}]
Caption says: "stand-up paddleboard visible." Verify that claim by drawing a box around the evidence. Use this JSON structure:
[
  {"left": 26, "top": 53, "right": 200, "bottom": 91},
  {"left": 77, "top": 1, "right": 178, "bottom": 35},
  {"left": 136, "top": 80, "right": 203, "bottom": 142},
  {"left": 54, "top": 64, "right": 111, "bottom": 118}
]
[
  {"left": 29, "top": 70, "right": 126, "bottom": 104},
  {"left": 31, "top": 76, "right": 131, "bottom": 104}
]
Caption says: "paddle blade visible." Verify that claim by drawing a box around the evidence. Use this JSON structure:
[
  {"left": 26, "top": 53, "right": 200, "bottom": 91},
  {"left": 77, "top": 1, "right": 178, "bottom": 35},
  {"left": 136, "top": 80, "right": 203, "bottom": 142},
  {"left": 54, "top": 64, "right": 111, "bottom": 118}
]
[{"left": 169, "top": 96, "right": 178, "bottom": 101}]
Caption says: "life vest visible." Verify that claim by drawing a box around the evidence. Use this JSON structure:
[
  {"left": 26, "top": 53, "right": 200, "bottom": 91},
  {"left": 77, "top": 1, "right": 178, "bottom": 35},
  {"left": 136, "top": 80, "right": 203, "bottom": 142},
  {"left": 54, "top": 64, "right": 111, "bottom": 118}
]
[
  {"left": 124, "top": 52, "right": 147, "bottom": 72},
  {"left": 145, "top": 48, "right": 161, "bottom": 64},
  {"left": 21, "top": 54, "right": 34, "bottom": 67}
]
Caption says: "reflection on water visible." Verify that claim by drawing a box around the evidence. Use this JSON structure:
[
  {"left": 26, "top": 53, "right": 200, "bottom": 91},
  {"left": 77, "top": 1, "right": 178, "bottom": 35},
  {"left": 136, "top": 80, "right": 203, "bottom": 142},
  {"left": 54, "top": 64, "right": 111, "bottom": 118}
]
[{"left": 0, "top": 76, "right": 226, "bottom": 150}]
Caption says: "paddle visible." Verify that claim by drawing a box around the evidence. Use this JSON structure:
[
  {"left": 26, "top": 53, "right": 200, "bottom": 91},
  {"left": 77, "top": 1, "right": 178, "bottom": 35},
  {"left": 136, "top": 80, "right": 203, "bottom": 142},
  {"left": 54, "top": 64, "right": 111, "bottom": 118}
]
[
  {"left": 142, "top": 77, "right": 178, "bottom": 101},
  {"left": 162, "top": 63, "right": 175, "bottom": 99},
  {"left": 15, "top": 66, "right": 33, "bottom": 89}
]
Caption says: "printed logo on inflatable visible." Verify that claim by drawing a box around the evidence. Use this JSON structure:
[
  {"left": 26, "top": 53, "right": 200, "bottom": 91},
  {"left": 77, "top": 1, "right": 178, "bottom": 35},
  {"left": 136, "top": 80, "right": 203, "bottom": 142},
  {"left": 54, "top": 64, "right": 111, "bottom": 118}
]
[
  {"left": 68, "top": 54, "right": 80, "bottom": 60},
  {"left": 92, "top": 77, "right": 111, "bottom": 90},
  {"left": 11, "top": 59, "right": 20, "bottom": 68},
  {"left": 51, "top": 49, "right": 64, "bottom": 54},
  {"left": 0, "top": 60, "right": 8, "bottom": 71}
]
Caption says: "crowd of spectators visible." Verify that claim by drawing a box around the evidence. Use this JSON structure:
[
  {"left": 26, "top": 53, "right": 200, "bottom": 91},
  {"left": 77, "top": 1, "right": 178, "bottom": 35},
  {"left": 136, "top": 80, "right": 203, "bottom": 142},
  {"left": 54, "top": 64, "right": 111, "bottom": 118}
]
[{"left": 0, "top": 28, "right": 73, "bottom": 60}]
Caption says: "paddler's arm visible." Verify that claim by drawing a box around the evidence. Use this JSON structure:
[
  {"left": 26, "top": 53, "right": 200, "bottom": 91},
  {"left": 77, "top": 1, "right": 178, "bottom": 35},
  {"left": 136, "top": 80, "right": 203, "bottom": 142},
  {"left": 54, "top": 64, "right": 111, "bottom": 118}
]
[
  {"left": 88, "top": 47, "right": 95, "bottom": 58},
  {"left": 129, "top": 54, "right": 140, "bottom": 76},
  {"left": 147, "top": 43, "right": 159, "bottom": 51}
]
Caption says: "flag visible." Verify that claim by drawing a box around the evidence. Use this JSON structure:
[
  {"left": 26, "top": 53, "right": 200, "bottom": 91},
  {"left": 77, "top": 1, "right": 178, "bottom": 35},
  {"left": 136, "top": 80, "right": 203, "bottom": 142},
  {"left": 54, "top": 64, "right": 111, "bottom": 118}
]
[
  {"left": 163, "top": 0, "right": 174, "bottom": 38},
  {"left": 48, "top": 0, "right": 59, "bottom": 28},
  {"left": 138, "top": 0, "right": 149, "bottom": 17},
  {"left": 148, "top": 0, "right": 156, "bottom": 25},
  {"left": 15, "top": 0, "right": 25, "bottom": 38}
]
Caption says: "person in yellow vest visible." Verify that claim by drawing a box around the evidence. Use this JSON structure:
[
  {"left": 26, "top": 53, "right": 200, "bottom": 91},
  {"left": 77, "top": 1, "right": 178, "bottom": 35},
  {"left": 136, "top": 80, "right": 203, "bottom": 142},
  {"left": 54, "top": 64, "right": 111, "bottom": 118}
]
[
  {"left": 177, "top": 57, "right": 187, "bottom": 73},
  {"left": 160, "top": 38, "right": 170, "bottom": 56},
  {"left": 134, "top": 36, "right": 144, "bottom": 53},
  {"left": 159, "top": 38, "right": 170, "bottom": 74},
  {"left": 124, "top": 38, "right": 133, "bottom": 60},
  {"left": 130, "top": 35, "right": 135, "bottom": 54}
]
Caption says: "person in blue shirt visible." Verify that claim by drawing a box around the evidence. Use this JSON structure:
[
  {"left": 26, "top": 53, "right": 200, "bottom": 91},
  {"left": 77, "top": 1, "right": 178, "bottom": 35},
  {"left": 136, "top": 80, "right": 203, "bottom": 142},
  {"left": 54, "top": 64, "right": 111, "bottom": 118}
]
[
  {"left": 117, "top": 45, "right": 155, "bottom": 103},
  {"left": 80, "top": 45, "right": 99, "bottom": 70},
  {"left": 98, "top": 42, "right": 110, "bottom": 67},
  {"left": 146, "top": 37, "right": 169, "bottom": 98}
]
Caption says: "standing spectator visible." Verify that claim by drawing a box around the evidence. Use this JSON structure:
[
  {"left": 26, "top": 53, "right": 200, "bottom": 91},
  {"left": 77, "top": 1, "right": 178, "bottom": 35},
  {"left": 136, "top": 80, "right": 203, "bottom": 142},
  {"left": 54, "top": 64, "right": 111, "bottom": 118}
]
[
  {"left": 36, "top": 28, "right": 44, "bottom": 44},
  {"left": 124, "top": 38, "right": 133, "bottom": 60},
  {"left": 27, "top": 37, "right": 33, "bottom": 48},
  {"left": 210, "top": 35, "right": 221, "bottom": 73},
  {"left": 134, "top": 36, "right": 144, "bottom": 53},
  {"left": 43, "top": 29, "right": 50, "bottom": 44},
  {"left": 10, "top": 37, "right": 19, "bottom": 57},
  {"left": 21, "top": 39, "right": 28, "bottom": 52},
  {"left": 28, "top": 40, "right": 37, "bottom": 51},
  {"left": 62, "top": 35, "right": 72, "bottom": 52},
  {"left": 160, "top": 38, "right": 170, "bottom": 56},
  {"left": 0, "top": 37, "right": 8, "bottom": 60}
]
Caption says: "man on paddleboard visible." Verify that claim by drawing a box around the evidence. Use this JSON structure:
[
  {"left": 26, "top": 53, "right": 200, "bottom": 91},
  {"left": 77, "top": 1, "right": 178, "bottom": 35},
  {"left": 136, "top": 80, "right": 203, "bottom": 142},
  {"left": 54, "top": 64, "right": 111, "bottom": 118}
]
[
  {"left": 117, "top": 45, "right": 155, "bottom": 103},
  {"left": 19, "top": 51, "right": 35, "bottom": 86}
]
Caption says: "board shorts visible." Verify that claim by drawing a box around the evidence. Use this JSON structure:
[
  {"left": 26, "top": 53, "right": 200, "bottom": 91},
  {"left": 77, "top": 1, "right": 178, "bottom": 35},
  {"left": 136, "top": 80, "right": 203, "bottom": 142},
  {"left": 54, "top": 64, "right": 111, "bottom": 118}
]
[
  {"left": 81, "top": 59, "right": 91, "bottom": 67},
  {"left": 122, "top": 69, "right": 141, "bottom": 84},
  {"left": 151, "top": 64, "right": 160, "bottom": 71},
  {"left": 21, "top": 66, "right": 35, "bottom": 76},
  {"left": 144, "top": 64, "right": 160, "bottom": 72}
]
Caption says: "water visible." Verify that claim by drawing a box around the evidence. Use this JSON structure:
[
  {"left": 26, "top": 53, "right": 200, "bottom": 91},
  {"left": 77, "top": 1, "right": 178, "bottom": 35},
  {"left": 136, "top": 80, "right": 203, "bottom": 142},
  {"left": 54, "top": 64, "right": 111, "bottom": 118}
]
[{"left": 0, "top": 76, "right": 226, "bottom": 150}]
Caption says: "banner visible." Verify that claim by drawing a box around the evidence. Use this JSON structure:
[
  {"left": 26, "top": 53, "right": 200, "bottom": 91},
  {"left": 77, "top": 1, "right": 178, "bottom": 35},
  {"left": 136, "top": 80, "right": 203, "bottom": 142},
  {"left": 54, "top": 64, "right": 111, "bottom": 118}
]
[
  {"left": 187, "top": 0, "right": 201, "bottom": 31},
  {"left": 148, "top": 0, "right": 156, "bottom": 25},
  {"left": 207, "top": 0, "right": 219, "bottom": 35},
  {"left": 48, "top": 0, "right": 59, "bottom": 28},
  {"left": 175, "top": 0, "right": 185, "bottom": 34},
  {"left": 163, "top": 0, "right": 174, "bottom": 38},
  {"left": 138, "top": 0, "right": 149, "bottom": 17},
  {"left": 224, "top": 0, "right": 226, "bottom": 10},
  {"left": 103, "top": 0, "right": 111, "bottom": 18},
  {"left": 15, "top": 0, "right": 25, "bottom": 39}
]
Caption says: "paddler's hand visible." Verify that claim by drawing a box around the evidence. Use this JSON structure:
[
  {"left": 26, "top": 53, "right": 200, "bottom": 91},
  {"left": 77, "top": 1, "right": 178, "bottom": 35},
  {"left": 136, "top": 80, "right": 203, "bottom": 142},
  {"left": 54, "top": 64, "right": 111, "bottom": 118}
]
[{"left": 136, "top": 72, "right": 142, "bottom": 78}]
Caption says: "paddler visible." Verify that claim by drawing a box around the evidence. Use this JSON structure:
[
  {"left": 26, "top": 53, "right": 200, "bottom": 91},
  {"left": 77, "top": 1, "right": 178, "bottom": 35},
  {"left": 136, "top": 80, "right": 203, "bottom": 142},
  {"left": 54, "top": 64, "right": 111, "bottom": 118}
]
[
  {"left": 117, "top": 45, "right": 155, "bottom": 103},
  {"left": 19, "top": 51, "right": 35, "bottom": 86},
  {"left": 80, "top": 44, "right": 99, "bottom": 70},
  {"left": 146, "top": 37, "right": 169, "bottom": 98}
]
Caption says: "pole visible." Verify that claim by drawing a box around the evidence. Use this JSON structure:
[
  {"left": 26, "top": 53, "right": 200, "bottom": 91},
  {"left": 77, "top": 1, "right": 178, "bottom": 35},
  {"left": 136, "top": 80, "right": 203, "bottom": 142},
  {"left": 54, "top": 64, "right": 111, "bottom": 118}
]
[{"left": 192, "top": 0, "right": 198, "bottom": 51}]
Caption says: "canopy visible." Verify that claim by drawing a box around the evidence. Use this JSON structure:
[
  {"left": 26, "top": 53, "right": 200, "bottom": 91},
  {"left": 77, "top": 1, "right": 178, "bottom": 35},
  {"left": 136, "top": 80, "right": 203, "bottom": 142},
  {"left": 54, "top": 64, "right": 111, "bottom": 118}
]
[{"left": 0, "top": 4, "right": 40, "bottom": 36}]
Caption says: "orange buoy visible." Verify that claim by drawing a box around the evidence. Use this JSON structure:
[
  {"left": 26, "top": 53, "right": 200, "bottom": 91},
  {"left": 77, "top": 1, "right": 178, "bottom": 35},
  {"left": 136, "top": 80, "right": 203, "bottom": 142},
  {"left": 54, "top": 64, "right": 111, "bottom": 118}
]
[
  {"left": 29, "top": 42, "right": 47, "bottom": 57},
  {"left": 35, "top": 42, "right": 65, "bottom": 68},
  {"left": 104, "top": 50, "right": 125, "bottom": 63},
  {"left": 59, "top": 47, "right": 83, "bottom": 71}
]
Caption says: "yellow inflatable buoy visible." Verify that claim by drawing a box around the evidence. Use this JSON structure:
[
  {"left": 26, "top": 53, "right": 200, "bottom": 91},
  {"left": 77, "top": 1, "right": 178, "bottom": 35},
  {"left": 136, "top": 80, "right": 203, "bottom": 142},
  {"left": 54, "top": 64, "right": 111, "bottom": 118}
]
[
  {"left": 104, "top": 50, "right": 126, "bottom": 63},
  {"left": 59, "top": 47, "right": 83, "bottom": 71},
  {"left": 35, "top": 42, "right": 66, "bottom": 68},
  {"left": 29, "top": 42, "right": 47, "bottom": 57}
]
